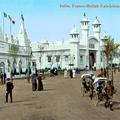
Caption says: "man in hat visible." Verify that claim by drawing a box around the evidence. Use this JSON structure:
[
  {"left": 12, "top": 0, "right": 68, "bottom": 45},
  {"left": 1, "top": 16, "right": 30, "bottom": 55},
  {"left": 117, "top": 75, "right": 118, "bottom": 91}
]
[
  {"left": 104, "top": 80, "right": 115, "bottom": 111},
  {"left": 37, "top": 73, "right": 44, "bottom": 91},
  {"left": 6, "top": 79, "right": 14, "bottom": 103},
  {"left": 6, "top": 66, "right": 14, "bottom": 103},
  {"left": 31, "top": 64, "right": 38, "bottom": 91}
]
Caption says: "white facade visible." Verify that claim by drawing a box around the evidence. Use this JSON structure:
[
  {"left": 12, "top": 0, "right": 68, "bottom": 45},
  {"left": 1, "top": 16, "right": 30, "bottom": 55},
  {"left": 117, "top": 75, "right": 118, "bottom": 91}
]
[
  {"left": 31, "top": 13, "right": 115, "bottom": 70},
  {"left": 0, "top": 16, "right": 31, "bottom": 74},
  {"left": 1, "top": 14, "right": 119, "bottom": 73}
]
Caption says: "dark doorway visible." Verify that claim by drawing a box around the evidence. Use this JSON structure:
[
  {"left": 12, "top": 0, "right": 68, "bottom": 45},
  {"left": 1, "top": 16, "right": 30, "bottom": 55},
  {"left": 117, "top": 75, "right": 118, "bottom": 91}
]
[{"left": 89, "top": 52, "right": 95, "bottom": 69}]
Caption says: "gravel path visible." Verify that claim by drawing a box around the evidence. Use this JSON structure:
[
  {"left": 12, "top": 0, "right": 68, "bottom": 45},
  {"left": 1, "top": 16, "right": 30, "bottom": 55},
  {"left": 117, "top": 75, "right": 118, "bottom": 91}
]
[{"left": 0, "top": 71, "right": 120, "bottom": 120}]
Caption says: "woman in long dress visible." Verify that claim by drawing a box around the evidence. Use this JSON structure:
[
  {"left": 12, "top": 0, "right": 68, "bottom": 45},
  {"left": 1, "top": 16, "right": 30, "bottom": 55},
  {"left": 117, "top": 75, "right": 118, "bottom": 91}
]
[
  {"left": 37, "top": 74, "right": 43, "bottom": 91},
  {"left": 64, "top": 70, "right": 68, "bottom": 78},
  {"left": 31, "top": 65, "right": 37, "bottom": 91}
]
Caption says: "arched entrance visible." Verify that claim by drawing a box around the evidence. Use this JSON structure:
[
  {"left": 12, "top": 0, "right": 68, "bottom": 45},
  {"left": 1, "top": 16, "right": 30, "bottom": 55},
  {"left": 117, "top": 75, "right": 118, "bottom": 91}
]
[
  {"left": 13, "top": 58, "right": 17, "bottom": 74},
  {"left": 89, "top": 52, "right": 96, "bottom": 69},
  {"left": 0, "top": 62, "right": 5, "bottom": 72},
  {"left": 19, "top": 59, "right": 22, "bottom": 74}
]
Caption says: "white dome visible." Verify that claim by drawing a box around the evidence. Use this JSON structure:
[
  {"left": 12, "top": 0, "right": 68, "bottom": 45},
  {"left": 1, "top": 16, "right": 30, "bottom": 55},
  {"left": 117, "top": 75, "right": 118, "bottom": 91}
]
[
  {"left": 43, "top": 40, "right": 48, "bottom": 43},
  {"left": 82, "top": 16, "right": 89, "bottom": 22},
  {"left": 93, "top": 17, "right": 101, "bottom": 25},
  {"left": 81, "top": 13, "right": 89, "bottom": 22},
  {"left": 70, "top": 25, "right": 79, "bottom": 35}
]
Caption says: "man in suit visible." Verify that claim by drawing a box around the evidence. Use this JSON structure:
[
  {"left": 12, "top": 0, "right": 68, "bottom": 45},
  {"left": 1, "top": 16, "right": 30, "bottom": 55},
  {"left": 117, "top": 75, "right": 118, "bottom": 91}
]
[
  {"left": 6, "top": 79, "right": 14, "bottom": 103},
  {"left": 6, "top": 66, "right": 14, "bottom": 103}
]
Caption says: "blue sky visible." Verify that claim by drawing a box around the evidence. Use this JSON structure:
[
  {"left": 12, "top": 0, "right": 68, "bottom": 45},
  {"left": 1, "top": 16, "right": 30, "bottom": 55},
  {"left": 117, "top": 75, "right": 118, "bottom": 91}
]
[{"left": 0, "top": 0, "right": 120, "bottom": 43}]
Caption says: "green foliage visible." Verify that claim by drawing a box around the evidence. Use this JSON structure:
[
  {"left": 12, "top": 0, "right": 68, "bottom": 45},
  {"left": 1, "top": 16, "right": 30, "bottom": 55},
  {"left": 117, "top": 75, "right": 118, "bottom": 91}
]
[
  {"left": 44, "top": 67, "right": 50, "bottom": 72},
  {"left": 102, "top": 36, "right": 120, "bottom": 65}
]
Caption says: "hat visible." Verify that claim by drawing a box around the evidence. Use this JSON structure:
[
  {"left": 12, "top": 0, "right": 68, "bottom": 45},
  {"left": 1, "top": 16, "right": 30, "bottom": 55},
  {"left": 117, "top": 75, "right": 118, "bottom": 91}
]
[{"left": 6, "top": 78, "right": 10, "bottom": 81}]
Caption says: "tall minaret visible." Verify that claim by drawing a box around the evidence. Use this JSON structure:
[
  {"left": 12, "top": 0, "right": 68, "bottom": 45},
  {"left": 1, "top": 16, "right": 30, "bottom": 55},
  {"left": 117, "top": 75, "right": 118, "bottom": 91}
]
[
  {"left": 92, "top": 16, "right": 101, "bottom": 41},
  {"left": 80, "top": 13, "right": 89, "bottom": 46},
  {"left": 69, "top": 25, "right": 79, "bottom": 43},
  {"left": 69, "top": 25, "right": 80, "bottom": 68},
  {"left": 93, "top": 17, "right": 101, "bottom": 69},
  {"left": 17, "top": 14, "right": 30, "bottom": 49},
  {"left": 80, "top": 13, "right": 89, "bottom": 69}
]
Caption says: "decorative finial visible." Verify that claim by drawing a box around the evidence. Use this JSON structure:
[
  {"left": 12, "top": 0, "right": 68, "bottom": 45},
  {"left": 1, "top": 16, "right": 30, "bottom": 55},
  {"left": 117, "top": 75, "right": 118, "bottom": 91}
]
[
  {"left": 73, "top": 24, "right": 75, "bottom": 28},
  {"left": 21, "top": 14, "right": 24, "bottom": 21},
  {"left": 84, "top": 12, "right": 86, "bottom": 17},
  {"left": 96, "top": 16, "right": 98, "bottom": 19}
]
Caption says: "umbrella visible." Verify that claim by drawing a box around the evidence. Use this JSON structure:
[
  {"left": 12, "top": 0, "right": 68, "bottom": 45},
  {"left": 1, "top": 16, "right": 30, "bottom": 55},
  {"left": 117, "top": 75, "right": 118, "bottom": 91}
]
[
  {"left": 81, "top": 73, "right": 95, "bottom": 81},
  {"left": 93, "top": 77, "right": 108, "bottom": 85},
  {"left": 81, "top": 74, "right": 92, "bottom": 79}
]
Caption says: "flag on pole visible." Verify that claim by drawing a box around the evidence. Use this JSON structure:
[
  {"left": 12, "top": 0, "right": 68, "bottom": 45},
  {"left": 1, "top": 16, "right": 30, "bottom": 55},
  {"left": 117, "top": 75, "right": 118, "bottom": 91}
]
[
  {"left": 8, "top": 15, "right": 15, "bottom": 24},
  {"left": 8, "top": 15, "right": 12, "bottom": 21},
  {"left": 12, "top": 20, "right": 15, "bottom": 24},
  {"left": 3, "top": 12, "right": 7, "bottom": 17},
  {"left": 21, "top": 14, "right": 24, "bottom": 21}
]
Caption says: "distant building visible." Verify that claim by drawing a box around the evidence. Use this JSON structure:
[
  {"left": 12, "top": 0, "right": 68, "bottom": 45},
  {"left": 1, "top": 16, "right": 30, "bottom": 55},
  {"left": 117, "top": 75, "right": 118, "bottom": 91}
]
[{"left": 31, "top": 13, "right": 120, "bottom": 70}]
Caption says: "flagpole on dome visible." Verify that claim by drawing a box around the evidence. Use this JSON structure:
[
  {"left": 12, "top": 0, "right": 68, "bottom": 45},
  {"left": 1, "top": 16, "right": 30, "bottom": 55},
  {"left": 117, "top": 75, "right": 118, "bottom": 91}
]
[
  {"left": 21, "top": 13, "right": 24, "bottom": 22},
  {"left": 8, "top": 15, "right": 15, "bottom": 40},
  {"left": 8, "top": 15, "right": 12, "bottom": 39},
  {"left": 3, "top": 12, "right": 7, "bottom": 40}
]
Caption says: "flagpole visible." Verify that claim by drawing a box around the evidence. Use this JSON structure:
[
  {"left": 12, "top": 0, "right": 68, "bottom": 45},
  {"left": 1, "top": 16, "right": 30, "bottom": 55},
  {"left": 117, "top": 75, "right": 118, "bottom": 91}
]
[
  {"left": 3, "top": 13, "right": 5, "bottom": 40},
  {"left": 3, "top": 15, "right": 5, "bottom": 39},
  {"left": 10, "top": 20, "right": 12, "bottom": 39}
]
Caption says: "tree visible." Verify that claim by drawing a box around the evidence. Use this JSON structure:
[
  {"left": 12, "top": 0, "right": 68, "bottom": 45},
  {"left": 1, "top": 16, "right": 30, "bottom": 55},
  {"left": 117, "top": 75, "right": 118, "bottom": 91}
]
[{"left": 102, "top": 36, "right": 119, "bottom": 84}]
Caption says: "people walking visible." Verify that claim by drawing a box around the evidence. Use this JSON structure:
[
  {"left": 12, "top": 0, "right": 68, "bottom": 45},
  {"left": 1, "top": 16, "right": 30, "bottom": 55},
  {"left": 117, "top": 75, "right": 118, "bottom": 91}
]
[
  {"left": 69, "top": 69, "right": 73, "bottom": 78},
  {"left": 104, "top": 81, "right": 115, "bottom": 111},
  {"left": 31, "top": 64, "right": 38, "bottom": 91},
  {"left": 6, "top": 79, "right": 14, "bottom": 103},
  {"left": 3, "top": 72, "right": 6, "bottom": 84},
  {"left": 64, "top": 69, "right": 68, "bottom": 78},
  {"left": 103, "top": 68, "right": 107, "bottom": 77},
  {"left": 72, "top": 69, "right": 76, "bottom": 78},
  {"left": 97, "top": 68, "right": 104, "bottom": 77},
  {"left": 26, "top": 67, "right": 31, "bottom": 83},
  {"left": 0, "top": 72, "right": 3, "bottom": 85},
  {"left": 37, "top": 73, "right": 43, "bottom": 91},
  {"left": 6, "top": 66, "right": 14, "bottom": 103}
]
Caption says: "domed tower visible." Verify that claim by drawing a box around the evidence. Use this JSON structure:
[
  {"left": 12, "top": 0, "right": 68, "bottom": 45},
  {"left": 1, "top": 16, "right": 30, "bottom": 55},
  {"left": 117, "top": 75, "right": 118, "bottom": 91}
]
[
  {"left": 80, "top": 13, "right": 89, "bottom": 69},
  {"left": 80, "top": 13, "right": 89, "bottom": 46},
  {"left": 69, "top": 25, "right": 79, "bottom": 43},
  {"left": 69, "top": 25, "right": 80, "bottom": 68},
  {"left": 92, "top": 16, "right": 101, "bottom": 41},
  {"left": 93, "top": 17, "right": 101, "bottom": 69}
]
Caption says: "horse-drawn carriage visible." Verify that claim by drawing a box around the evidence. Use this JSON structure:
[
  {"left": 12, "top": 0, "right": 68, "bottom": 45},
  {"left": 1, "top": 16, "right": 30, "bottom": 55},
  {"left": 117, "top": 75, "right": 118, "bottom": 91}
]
[
  {"left": 80, "top": 73, "right": 95, "bottom": 96},
  {"left": 80, "top": 73, "right": 108, "bottom": 99},
  {"left": 80, "top": 73, "right": 115, "bottom": 110}
]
